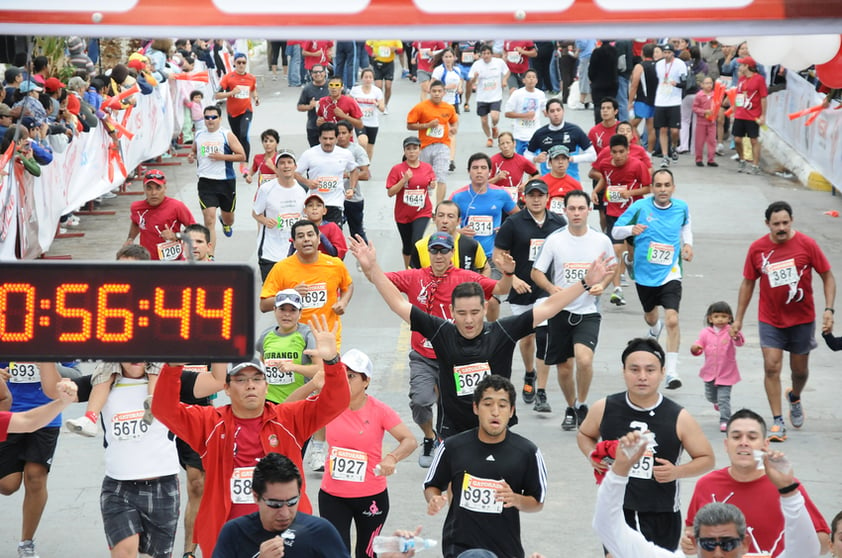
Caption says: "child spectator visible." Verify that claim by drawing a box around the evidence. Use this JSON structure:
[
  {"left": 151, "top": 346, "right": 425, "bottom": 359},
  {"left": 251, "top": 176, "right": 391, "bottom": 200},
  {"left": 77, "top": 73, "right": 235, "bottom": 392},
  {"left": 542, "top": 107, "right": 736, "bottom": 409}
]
[
  {"left": 186, "top": 89, "right": 205, "bottom": 138},
  {"left": 690, "top": 301, "right": 744, "bottom": 431},
  {"left": 692, "top": 76, "right": 718, "bottom": 167},
  {"left": 246, "top": 129, "right": 279, "bottom": 185}
]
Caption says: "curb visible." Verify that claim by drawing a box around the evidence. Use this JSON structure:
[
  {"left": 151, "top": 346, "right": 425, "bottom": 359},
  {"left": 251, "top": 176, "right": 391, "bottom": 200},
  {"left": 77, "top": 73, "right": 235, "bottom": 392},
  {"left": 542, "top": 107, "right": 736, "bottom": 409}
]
[{"left": 761, "top": 126, "right": 835, "bottom": 193}]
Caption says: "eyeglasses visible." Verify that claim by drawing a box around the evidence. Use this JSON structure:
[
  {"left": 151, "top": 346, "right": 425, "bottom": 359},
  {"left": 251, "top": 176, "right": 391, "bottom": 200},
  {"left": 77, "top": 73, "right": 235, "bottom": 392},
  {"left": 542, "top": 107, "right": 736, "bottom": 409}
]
[
  {"left": 145, "top": 171, "right": 165, "bottom": 181},
  {"left": 229, "top": 375, "right": 266, "bottom": 385},
  {"left": 262, "top": 495, "right": 300, "bottom": 508},
  {"left": 429, "top": 247, "right": 452, "bottom": 255},
  {"left": 204, "top": 115, "right": 219, "bottom": 120},
  {"left": 697, "top": 537, "right": 743, "bottom": 552}
]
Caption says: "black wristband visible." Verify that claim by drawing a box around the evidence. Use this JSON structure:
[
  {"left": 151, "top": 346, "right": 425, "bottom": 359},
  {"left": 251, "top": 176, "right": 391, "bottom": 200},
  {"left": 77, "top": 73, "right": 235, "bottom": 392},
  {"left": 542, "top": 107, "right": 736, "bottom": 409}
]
[
  {"left": 323, "top": 355, "right": 341, "bottom": 366},
  {"left": 825, "top": 307, "right": 834, "bottom": 314},
  {"left": 580, "top": 277, "right": 590, "bottom": 291},
  {"left": 778, "top": 482, "right": 800, "bottom": 495},
  {"left": 503, "top": 271, "right": 515, "bottom": 277}
]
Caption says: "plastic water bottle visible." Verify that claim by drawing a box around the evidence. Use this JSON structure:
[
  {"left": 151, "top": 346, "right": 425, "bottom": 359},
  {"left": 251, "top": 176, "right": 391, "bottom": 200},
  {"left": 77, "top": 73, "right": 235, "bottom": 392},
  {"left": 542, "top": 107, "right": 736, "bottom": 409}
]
[{"left": 372, "top": 536, "right": 437, "bottom": 554}]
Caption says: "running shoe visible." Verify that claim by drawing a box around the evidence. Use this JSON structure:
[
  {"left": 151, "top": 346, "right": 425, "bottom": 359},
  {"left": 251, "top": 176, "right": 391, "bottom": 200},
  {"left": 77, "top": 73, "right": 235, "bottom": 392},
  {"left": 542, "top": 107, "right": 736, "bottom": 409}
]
[
  {"left": 610, "top": 287, "right": 626, "bottom": 306},
  {"left": 707, "top": 161, "right": 719, "bottom": 167},
  {"left": 696, "top": 161, "right": 704, "bottom": 167},
  {"left": 715, "top": 143, "right": 725, "bottom": 155},
  {"left": 787, "top": 388, "right": 804, "bottom": 429},
  {"left": 665, "top": 373, "right": 682, "bottom": 390},
  {"left": 492, "top": 126, "right": 499, "bottom": 139},
  {"left": 448, "top": 160, "right": 456, "bottom": 173},
  {"left": 17, "top": 540, "right": 38, "bottom": 558},
  {"left": 720, "top": 422, "right": 728, "bottom": 433},
  {"left": 750, "top": 164, "right": 762, "bottom": 175},
  {"left": 561, "top": 407, "right": 577, "bottom": 431},
  {"left": 737, "top": 160, "right": 747, "bottom": 173},
  {"left": 575, "top": 404, "right": 589, "bottom": 426},
  {"left": 767, "top": 420, "right": 787, "bottom": 442},
  {"left": 65, "top": 416, "right": 98, "bottom": 437},
  {"left": 522, "top": 372, "right": 536, "bottom": 404},
  {"left": 648, "top": 318, "right": 663, "bottom": 341},
  {"left": 533, "top": 391, "right": 551, "bottom": 413},
  {"left": 309, "top": 445, "right": 326, "bottom": 472},
  {"left": 620, "top": 273, "right": 629, "bottom": 287},
  {"left": 670, "top": 149, "right": 679, "bottom": 161},
  {"left": 418, "top": 435, "right": 440, "bottom": 468},
  {"left": 219, "top": 214, "right": 233, "bottom": 237},
  {"left": 486, "top": 137, "right": 493, "bottom": 148},
  {"left": 660, "top": 157, "right": 670, "bottom": 168}
]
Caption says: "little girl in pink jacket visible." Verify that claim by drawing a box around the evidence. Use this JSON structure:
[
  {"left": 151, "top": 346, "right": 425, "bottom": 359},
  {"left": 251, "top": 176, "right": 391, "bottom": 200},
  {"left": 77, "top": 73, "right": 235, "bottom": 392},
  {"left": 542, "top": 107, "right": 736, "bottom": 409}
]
[{"left": 690, "top": 301, "right": 744, "bottom": 431}]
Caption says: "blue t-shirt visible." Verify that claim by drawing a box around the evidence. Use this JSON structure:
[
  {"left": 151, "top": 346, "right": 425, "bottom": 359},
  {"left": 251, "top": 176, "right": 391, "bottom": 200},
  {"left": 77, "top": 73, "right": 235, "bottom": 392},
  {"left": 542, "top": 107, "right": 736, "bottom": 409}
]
[
  {"left": 575, "top": 40, "right": 596, "bottom": 59},
  {"left": 1, "top": 362, "right": 60, "bottom": 427},
  {"left": 615, "top": 197, "right": 691, "bottom": 287},
  {"left": 451, "top": 186, "right": 516, "bottom": 256}
]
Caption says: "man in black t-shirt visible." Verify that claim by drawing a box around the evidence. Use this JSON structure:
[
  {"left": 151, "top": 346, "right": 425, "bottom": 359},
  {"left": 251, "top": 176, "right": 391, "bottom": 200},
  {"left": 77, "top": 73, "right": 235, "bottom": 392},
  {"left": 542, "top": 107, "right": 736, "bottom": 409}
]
[
  {"left": 424, "top": 375, "right": 547, "bottom": 558},
  {"left": 349, "top": 235, "right": 613, "bottom": 438},
  {"left": 493, "top": 179, "right": 566, "bottom": 412},
  {"left": 296, "top": 64, "right": 330, "bottom": 147}
]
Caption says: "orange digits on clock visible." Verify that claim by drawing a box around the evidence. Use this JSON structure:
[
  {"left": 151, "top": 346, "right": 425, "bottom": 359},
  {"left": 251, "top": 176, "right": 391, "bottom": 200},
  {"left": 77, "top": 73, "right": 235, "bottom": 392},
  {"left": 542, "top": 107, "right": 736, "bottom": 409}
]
[
  {"left": 154, "top": 287, "right": 192, "bottom": 339},
  {"left": 96, "top": 284, "right": 134, "bottom": 342},
  {"left": 55, "top": 284, "right": 93, "bottom": 342},
  {"left": 0, "top": 283, "right": 35, "bottom": 342},
  {"left": 196, "top": 287, "right": 233, "bottom": 339}
]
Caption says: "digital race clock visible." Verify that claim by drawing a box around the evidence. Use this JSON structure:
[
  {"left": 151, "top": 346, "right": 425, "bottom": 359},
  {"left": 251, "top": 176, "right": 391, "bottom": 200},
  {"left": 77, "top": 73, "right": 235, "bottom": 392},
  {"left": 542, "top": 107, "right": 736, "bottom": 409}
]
[{"left": 0, "top": 262, "right": 255, "bottom": 361}]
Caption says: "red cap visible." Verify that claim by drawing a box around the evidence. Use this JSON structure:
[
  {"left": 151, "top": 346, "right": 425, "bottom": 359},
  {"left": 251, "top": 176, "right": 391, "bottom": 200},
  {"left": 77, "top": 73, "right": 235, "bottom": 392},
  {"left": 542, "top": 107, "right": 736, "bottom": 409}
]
[
  {"left": 144, "top": 169, "right": 167, "bottom": 185},
  {"left": 737, "top": 56, "right": 758, "bottom": 69},
  {"left": 44, "top": 77, "right": 66, "bottom": 93},
  {"left": 127, "top": 58, "right": 146, "bottom": 71}
]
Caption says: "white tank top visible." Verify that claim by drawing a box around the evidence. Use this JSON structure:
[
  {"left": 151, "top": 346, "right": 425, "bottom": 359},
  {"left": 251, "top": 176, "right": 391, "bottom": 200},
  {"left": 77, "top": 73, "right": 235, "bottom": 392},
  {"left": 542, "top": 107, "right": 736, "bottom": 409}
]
[
  {"left": 102, "top": 377, "right": 179, "bottom": 480},
  {"left": 195, "top": 127, "right": 234, "bottom": 180}
]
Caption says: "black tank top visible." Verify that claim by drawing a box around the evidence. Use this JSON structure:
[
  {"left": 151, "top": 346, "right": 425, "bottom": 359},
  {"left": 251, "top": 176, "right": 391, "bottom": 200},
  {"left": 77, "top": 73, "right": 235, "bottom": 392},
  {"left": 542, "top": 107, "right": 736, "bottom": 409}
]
[
  {"left": 637, "top": 60, "right": 658, "bottom": 105},
  {"left": 599, "top": 392, "right": 683, "bottom": 512}
]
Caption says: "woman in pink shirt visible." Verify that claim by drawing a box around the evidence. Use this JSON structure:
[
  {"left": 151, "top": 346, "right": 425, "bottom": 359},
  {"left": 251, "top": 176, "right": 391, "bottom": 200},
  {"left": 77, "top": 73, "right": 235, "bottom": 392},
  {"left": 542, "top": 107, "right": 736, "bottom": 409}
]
[{"left": 318, "top": 349, "right": 417, "bottom": 558}]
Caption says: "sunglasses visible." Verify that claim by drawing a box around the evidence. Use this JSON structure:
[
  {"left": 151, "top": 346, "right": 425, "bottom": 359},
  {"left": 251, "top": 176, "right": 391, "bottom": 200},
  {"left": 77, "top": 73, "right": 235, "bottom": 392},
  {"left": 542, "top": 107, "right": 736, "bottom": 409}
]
[
  {"left": 311, "top": 70, "right": 325, "bottom": 74},
  {"left": 276, "top": 294, "right": 302, "bottom": 306},
  {"left": 429, "top": 247, "right": 452, "bottom": 255},
  {"left": 204, "top": 115, "right": 219, "bottom": 120},
  {"left": 145, "top": 172, "right": 165, "bottom": 181},
  {"left": 328, "top": 82, "right": 343, "bottom": 87},
  {"left": 235, "top": 61, "right": 247, "bottom": 65},
  {"left": 697, "top": 537, "right": 742, "bottom": 552},
  {"left": 262, "top": 495, "right": 300, "bottom": 508}
]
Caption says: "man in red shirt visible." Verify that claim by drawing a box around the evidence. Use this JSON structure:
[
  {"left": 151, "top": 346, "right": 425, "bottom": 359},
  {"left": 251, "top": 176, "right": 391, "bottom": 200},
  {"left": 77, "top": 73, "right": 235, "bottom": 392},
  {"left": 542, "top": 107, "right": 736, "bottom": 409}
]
[
  {"left": 733, "top": 56, "right": 768, "bottom": 175},
  {"left": 732, "top": 200, "right": 835, "bottom": 442},
  {"left": 588, "top": 96, "right": 620, "bottom": 154},
  {"left": 316, "top": 75, "right": 364, "bottom": 135},
  {"left": 502, "top": 40, "right": 537, "bottom": 93},
  {"left": 380, "top": 232, "right": 514, "bottom": 467},
  {"left": 540, "top": 145, "right": 582, "bottom": 216},
  {"left": 591, "top": 134, "right": 651, "bottom": 307},
  {"left": 125, "top": 169, "right": 196, "bottom": 261},
  {"left": 215, "top": 52, "right": 259, "bottom": 174},
  {"left": 152, "top": 317, "right": 350, "bottom": 558}
]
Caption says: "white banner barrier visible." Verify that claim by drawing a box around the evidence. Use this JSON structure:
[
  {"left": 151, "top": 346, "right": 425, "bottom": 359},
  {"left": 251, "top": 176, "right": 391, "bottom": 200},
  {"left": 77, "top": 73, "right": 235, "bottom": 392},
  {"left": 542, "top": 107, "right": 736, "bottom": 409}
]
[
  {"left": 767, "top": 71, "right": 842, "bottom": 190},
  {"left": 0, "top": 73, "right": 213, "bottom": 261}
]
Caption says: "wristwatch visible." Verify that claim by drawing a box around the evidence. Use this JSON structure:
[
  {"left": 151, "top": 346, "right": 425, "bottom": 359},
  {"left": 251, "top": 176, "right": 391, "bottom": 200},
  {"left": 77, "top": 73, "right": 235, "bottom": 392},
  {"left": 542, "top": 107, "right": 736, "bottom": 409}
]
[{"left": 324, "top": 355, "right": 341, "bottom": 365}]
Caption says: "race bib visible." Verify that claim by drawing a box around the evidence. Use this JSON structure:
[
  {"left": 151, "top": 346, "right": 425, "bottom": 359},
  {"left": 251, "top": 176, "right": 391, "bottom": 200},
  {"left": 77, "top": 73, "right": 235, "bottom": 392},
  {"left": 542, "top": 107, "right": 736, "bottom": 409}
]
[
  {"left": 301, "top": 283, "right": 328, "bottom": 309},
  {"left": 562, "top": 262, "right": 589, "bottom": 283},
  {"left": 767, "top": 259, "right": 798, "bottom": 288},
  {"left": 234, "top": 85, "right": 251, "bottom": 99},
  {"left": 549, "top": 197, "right": 565, "bottom": 214},
  {"left": 157, "top": 240, "right": 183, "bottom": 261},
  {"left": 504, "top": 186, "right": 519, "bottom": 203},
  {"left": 658, "top": 83, "right": 674, "bottom": 96},
  {"left": 482, "top": 78, "right": 499, "bottom": 91},
  {"left": 264, "top": 359, "right": 295, "bottom": 385},
  {"left": 277, "top": 212, "right": 300, "bottom": 230},
  {"left": 420, "top": 49, "right": 432, "bottom": 60},
  {"left": 377, "top": 46, "right": 391, "bottom": 59},
  {"left": 519, "top": 118, "right": 537, "bottom": 129},
  {"left": 606, "top": 186, "right": 626, "bottom": 204},
  {"left": 111, "top": 410, "right": 149, "bottom": 441},
  {"left": 528, "top": 238, "right": 545, "bottom": 262},
  {"left": 735, "top": 93, "right": 746, "bottom": 108},
  {"left": 199, "top": 142, "right": 221, "bottom": 157},
  {"left": 426, "top": 125, "right": 444, "bottom": 138},
  {"left": 230, "top": 467, "right": 254, "bottom": 504},
  {"left": 506, "top": 51, "right": 521, "bottom": 63},
  {"left": 403, "top": 189, "right": 426, "bottom": 208},
  {"left": 329, "top": 447, "right": 368, "bottom": 482},
  {"left": 9, "top": 362, "right": 40, "bottom": 384},
  {"left": 461, "top": 52, "right": 475, "bottom": 64},
  {"left": 362, "top": 106, "right": 375, "bottom": 119},
  {"left": 453, "top": 362, "right": 491, "bottom": 397},
  {"left": 182, "top": 364, "right": 208, "bottom": 373},
  {"left": 317, "top": 176, "right": 340, "bottom": 194},
  {"left": 628, "top": 451, "right": 654, "bottom": 480},
  {"left": 258, "top": 173, "right": 275, "bottom": 185},
  {"left": 460, "top": 473, "right": 504, "bottom": 514},
  {"left": 466, "top": 215, "right": 493, "bottom": 237},
  {"left": 646, "top": 242, "right": 675, "bottom": 266}
]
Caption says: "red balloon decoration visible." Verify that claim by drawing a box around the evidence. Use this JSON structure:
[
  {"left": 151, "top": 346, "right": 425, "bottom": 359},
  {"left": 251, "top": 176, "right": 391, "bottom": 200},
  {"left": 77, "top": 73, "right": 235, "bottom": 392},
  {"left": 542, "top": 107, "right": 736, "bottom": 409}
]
[{"left": 816, "top": 41, "right": 842, "bottom": 89}]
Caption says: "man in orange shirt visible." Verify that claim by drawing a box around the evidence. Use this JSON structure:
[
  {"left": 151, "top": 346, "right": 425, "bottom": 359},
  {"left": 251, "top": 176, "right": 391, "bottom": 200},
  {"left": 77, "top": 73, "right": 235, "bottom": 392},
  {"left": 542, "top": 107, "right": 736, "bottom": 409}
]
[
  {"left": 215, "top": 52, "right": 259, "bottom": 175},
  {"left": 406, "top": 80, "right": 459, "bottom": 203}
]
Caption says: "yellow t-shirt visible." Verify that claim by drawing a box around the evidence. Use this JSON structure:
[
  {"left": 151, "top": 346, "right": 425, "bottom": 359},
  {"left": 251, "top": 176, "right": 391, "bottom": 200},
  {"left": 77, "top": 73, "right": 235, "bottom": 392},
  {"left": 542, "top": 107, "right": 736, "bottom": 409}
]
[
  {"left": 261, "top": 253, "right": 353, "bottom": 343},
  {"left": 366, "top": 40, "right": 403, "bottom": 63}
]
